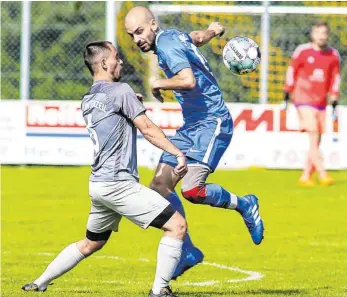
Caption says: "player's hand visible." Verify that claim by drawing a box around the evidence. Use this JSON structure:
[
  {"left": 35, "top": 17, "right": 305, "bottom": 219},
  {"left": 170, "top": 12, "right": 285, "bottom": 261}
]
[
  {"left": 208, "top": 22, "right": 225, "bottom": 37},
  {"left": 136, "top": 93, "right": 144, "bottom": 103},
  {"left": 174, "top": 154, "right": 188, "bottom": 177},
  {"left": 151, "top": 80, "right": 164, "bottom": 103},
  {"left": 329, "top": 95, "right": 339, "bottom": 105}
]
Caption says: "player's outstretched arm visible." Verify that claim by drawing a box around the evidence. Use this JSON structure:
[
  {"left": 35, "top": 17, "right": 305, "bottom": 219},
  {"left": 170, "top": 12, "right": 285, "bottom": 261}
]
[
  {"left": 152, "top": 68, "right": 196, "bottom": 93},
  {"left": 133, "top": 113, "right": 187, "bottom": 176},
  {"left": 189, "top": 22, "right": 225, "bottom": 47}
]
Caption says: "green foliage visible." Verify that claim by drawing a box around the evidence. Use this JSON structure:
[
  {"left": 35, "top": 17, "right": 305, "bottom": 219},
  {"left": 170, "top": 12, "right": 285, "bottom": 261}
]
[{"left": 1, "top": 1, "right": 346, "bottom": 104}]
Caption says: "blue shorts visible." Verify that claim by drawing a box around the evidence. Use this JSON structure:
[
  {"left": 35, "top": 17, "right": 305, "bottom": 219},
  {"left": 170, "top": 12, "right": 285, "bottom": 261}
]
[{"left": 159, "top": 112, "right": 233, "bottom": 172}]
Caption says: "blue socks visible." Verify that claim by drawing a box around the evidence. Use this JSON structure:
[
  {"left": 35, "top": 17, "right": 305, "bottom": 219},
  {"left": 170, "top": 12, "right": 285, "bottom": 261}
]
[
  {"left": 204, "top": 184, "right": 239, "bottom": 209},
  {"left": 166, "top": 192, "right": 186, "bottom": 217}
]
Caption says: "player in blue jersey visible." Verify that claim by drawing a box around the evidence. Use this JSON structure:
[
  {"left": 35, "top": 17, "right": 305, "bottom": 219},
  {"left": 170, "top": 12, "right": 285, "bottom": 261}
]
[{"left": 125, "top": 6, "right": 264, "bottom": 279}]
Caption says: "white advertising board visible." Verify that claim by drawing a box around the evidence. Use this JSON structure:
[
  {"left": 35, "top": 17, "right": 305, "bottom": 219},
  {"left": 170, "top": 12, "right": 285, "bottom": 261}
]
[{"left": 0, "top": 100, "right": 346, "bottom": 169}]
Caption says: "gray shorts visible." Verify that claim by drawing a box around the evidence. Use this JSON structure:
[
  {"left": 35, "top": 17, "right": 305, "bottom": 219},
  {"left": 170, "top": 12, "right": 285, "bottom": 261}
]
[{"left": 87, "top": 180, "right": 170, "bottom": 233}]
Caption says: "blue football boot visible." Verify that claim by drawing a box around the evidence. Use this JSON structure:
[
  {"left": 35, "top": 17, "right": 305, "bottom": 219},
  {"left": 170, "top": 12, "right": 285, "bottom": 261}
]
[
  {"left": 172, "top": 246, "right": 204, "bottom": 280},
  {"left": 238, "top": 194, "right": 264, "bottom": 245}
]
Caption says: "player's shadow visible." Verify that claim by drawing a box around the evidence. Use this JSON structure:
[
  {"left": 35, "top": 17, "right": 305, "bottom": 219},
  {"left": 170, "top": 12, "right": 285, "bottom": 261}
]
[
  {"left": 331, "top": 178, "right": 347, "bottom": 186},
  {"left": 180, "top": 288, "right": 306, "bottom": 296},
  {"left": 239, "top": 289, "right": 306, "bottom": 295}
]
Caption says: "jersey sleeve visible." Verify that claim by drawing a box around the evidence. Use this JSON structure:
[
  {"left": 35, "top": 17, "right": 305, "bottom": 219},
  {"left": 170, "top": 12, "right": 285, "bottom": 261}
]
[
  {"left": 158, "top": 34, "right": 191, "bottom": 75},
  {"left": 114, "top": 84, "right": 146, "bottom": 121},
  {"left": 329, "top": 51, "right": 341, "bottom": 97},
  {"left": 284, "top": 46, "right": 304, "bottom": 93}
]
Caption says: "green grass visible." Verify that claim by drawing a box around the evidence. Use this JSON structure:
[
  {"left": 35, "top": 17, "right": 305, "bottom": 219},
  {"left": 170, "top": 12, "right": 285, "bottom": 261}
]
[{"left": 2, "top": 166, "right": 347, "bottom": 297}]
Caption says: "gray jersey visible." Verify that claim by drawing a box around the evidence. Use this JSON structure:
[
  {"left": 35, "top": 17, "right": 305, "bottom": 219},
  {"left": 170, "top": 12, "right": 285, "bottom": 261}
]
[{"left": 81, "top": 80, "right": 146, "bottom": 182}]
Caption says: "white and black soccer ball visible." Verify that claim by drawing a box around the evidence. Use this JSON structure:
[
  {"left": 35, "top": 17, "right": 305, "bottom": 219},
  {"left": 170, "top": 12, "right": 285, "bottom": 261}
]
[{"left": 222, "top": 36, "right": 261, "bottom": 75}]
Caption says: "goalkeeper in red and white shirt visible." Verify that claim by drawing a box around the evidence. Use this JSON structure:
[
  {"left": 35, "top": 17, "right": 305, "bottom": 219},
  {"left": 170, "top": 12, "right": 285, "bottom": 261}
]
[{"left": 284, "top": 21, "right": 340, "bottom": 186}]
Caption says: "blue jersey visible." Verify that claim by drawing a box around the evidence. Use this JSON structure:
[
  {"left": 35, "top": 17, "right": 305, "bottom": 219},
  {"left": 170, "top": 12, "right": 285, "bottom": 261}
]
[{"left": 154, "top": 29, "right": 229, "bottom": 125}]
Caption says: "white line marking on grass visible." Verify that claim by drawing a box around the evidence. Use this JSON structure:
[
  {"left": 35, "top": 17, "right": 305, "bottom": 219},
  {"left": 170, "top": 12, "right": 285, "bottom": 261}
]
[
  {"left": 310, "top": 241, "right": 346, "bottom": 247},
  {"left": 203, "top": 262, "right": 264, "bottom": 283},
  {"left": 34, "top": 253, "right": 264, "bottom": 287},
  {"left": 37, "top": 252, "right": 54, "bottom": 256},
  {"left": 94, "top": 255, "right": 123, "bottom": 261},
  {"left": 181, "top": 262, "right": 264, "bottom": 286},
  {"left": 138, "top": 258, "right": 150, "bottom": 262},
  {"left": 182, "top": 280, "right": 220, "bottom": 286}
]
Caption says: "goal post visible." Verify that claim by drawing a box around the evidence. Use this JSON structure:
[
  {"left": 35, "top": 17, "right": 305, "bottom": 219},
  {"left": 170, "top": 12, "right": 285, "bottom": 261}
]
[{"left": 149, "top": 3, "right": 347, "bottom": 104}]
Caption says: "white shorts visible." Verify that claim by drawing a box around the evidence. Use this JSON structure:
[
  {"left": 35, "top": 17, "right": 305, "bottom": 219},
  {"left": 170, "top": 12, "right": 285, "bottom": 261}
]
[{"left": 87, "top": 180, "right": 170, "bottom": 233}]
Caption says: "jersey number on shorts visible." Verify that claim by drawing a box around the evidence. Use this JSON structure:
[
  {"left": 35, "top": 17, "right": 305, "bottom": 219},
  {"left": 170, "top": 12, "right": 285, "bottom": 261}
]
[{"left": 86, "top": 114, "right": 100, "bottom": 155}]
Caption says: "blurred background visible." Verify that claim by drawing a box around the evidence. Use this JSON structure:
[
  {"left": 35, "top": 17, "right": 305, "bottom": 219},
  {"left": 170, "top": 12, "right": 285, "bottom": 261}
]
[
  {"left": 1, "top": 1, "right": 346, "bottom": 104},
  {"left": 1, "top": 1, "right": 346, "bottom": 169},
  {"left": 1, "top": 3, "right": 347, "bottom": 297}
]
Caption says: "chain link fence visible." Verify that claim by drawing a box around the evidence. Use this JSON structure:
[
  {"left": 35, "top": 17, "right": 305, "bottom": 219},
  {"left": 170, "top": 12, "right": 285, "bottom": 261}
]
[
  {"left": 1, "top": 1, "right": 106, "bottom": 100},
  {"left": 1, "top": 1, "right": 346, "bottom": 104},
  {"left": 1, "top": 2, "right": 22, "bottom": 99}
]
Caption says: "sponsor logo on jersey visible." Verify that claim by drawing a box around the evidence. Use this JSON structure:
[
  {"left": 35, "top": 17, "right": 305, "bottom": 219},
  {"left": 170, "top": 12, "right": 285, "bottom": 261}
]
[{"left": 309, "top": 68, "right": 325, "bottom": 82}]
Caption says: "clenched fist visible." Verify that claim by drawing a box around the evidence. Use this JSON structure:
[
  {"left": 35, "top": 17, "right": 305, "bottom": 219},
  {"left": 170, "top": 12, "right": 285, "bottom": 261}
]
[{"left": 208, "top": 22, "right": 225, "bottom": 37}]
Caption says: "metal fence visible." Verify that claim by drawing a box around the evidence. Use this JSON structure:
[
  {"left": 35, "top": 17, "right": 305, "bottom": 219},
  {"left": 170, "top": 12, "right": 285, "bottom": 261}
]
[{"left": 1, "top": 1, "right": 346, "bottom": 103}]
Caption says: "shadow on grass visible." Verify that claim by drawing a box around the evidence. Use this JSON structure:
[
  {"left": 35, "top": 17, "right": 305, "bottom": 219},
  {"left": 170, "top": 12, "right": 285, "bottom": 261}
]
[{"left": 180, "top": 288, "right": 307, "bottom": 296}]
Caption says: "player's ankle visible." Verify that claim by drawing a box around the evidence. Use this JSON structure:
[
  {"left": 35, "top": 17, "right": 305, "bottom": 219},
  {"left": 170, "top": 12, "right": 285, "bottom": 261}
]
[
  {"left": 235, "top": 196, "right": 248, "bottom": 214},
  {"left": 318, "top": 171, "right": 328, "bottom": 180},
  {"left": 300, "top": 175, "right": 311, "bottom": 181}
]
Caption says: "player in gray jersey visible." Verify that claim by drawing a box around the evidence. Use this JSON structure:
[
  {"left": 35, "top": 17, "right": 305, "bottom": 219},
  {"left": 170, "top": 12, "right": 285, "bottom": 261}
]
[{"left": 22, "top": 41, "right": 188, "bottom": 297}]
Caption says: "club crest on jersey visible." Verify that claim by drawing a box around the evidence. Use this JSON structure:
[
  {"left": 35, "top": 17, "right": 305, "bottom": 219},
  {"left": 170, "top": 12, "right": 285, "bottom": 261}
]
[{"left": 307, "top": 56, "right": 315, "bottom": 64}]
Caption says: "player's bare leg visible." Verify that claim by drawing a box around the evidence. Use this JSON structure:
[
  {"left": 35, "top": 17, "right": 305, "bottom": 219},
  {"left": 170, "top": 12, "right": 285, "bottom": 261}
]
[
  {"left": 317, "top": 110, "right": 334, "bottom": 185},
  {"left": 150, "top": 163, "right": 182, "bottom": 198},
  {"left": 297, "top": 106, "right": 333, "bottom": 186},
  {"left": 150, "top": 163, "right": 204, "bottom": 280},
  {"left": 298, "top": 107, "right": 333, "bottom": 186},
  {"left": 301, "top": 131, "right": 332, "bottom": 186},
  {"left": 22, "top": 237, "right": 107, "bottom": 291},
  {"left": 300, "top": 135, "right": 320, "bottom": 186}
]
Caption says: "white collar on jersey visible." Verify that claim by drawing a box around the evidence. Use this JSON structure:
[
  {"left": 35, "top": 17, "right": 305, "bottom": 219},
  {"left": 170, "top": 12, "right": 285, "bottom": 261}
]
[{"left": 155, "top": 29, "right": 164, "bottom": 48}]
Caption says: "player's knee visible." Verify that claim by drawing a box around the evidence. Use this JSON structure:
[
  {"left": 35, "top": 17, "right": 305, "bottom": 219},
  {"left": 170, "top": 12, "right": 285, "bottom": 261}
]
[
  {"left": 181, "top": 185, "right": 207, "bottom": 204},
  {"left": 307, "top": 127, "right": 319, "bottom": 134},
  {"left": 80, "top": 229, "right": 111, "bottom": 256},
  {"left": 163, "top": 212, "right": 187, "bottom": 240},
  {"left": 173, "top": 213, "right": 187, "bottom": 239},
  {"left": 78, "top": 238, "right": 107, "bottom": 257}
]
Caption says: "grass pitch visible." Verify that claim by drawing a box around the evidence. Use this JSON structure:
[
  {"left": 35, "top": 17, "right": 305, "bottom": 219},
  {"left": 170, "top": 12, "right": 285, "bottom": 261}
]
[{"left": 1, "top": 166, "right": 347, "bottom": 297}]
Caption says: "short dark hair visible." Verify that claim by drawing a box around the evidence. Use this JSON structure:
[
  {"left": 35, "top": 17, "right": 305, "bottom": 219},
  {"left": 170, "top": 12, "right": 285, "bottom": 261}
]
[
  {"left": 312, "top": 21, "right": 330, "bottom": 32},
  {"left": 83, "top": 41, "right": 112, "bottom": 75}
]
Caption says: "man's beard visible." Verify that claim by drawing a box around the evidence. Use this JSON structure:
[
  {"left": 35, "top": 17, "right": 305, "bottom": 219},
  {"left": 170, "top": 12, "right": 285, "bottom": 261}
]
[{"left": 148, "top": 28, "right": 159, "bottom": 51}]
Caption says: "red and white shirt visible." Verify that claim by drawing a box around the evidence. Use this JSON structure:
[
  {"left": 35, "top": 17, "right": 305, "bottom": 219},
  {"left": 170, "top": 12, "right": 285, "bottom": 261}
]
[{"left": 284, "top": 43, "right": 340, "bottom": 109}]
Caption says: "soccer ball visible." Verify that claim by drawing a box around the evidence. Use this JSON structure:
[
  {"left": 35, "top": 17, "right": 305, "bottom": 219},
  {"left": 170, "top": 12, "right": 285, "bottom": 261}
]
[{"left": 222, "top": 36, "right": 261, "bottom": 75}]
